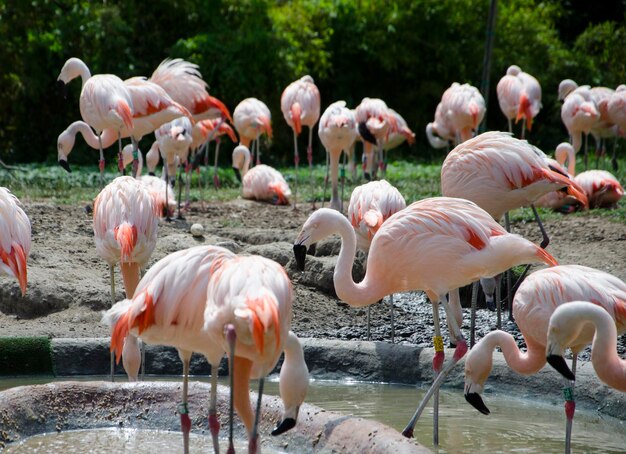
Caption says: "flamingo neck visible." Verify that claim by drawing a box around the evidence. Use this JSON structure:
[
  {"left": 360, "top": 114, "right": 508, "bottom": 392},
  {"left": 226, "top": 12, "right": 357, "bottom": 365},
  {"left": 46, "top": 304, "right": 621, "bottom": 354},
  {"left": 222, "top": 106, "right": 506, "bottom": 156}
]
[
  {"left": 584, "top": 309, "right": 626, "bottom": 391},
  {"left": 74, "top": 59, "right": 92, "bottom": 89},
  {"left": 69, "top": 122, "right": 100, "bottom": 149},
  {"left": 483, "top": 330, "right": 546, "bottom": 375},
  {"left": 241, "top": 152, "right": 251, "bottom": 177},
  {"left": 331, "top": 211, "right": 379, "bottom": 306}
]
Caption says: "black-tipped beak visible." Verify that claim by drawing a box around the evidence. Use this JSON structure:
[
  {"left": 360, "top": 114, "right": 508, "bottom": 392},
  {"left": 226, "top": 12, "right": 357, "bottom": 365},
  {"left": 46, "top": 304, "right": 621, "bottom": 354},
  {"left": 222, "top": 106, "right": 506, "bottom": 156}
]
[
  {"left": 271, "top": 417, "right": 296, "bottom": 436},
  {"left": 465, "top": 392, "right": 490, "bottom": 415},
  {"left": 58, "top": 159, "right": 71, "bottom": 173},
  {"left": 547, "top": 354, "right": 576, "bottom": 381},
  {"left": 232, "top": 166, "right": 241, "bottom": 183},
  {"left": 57, "top": 80, "right": 67, "bottom": 99},
  {"left": 293, "top": 244, "right": 307, "bottom": 271},
  {"left": 358, "top": 121, "right": 377, "bottom": 145}
]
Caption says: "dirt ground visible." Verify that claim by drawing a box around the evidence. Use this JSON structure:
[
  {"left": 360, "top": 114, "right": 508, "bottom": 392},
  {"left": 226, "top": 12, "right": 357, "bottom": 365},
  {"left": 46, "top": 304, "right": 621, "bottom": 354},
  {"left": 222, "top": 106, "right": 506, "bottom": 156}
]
[{"left": 0, "top": 197, "right": 625, "bottom": 348}]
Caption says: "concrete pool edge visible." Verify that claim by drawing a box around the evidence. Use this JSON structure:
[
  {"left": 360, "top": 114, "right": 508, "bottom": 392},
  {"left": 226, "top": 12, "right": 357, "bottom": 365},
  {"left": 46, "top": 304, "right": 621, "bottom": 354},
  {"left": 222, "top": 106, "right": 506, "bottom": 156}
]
[
  {"left": 2, "top": 336, "right": 625, "bottom": 421},
  {"left": 0, "top": 381, "right": 428, "bottom": 453}
]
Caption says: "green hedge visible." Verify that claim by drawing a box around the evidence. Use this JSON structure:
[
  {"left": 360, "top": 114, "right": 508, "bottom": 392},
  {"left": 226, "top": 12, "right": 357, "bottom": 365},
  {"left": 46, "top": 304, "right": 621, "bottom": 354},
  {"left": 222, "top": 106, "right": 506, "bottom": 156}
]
[{"left": 0, "top": 337, "right": 54, "bottom": 376}]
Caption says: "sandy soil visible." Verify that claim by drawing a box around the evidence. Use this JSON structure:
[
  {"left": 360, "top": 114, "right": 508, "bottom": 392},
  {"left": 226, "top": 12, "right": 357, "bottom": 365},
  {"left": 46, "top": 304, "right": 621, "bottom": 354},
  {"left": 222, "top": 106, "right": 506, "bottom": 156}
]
[{"left": 0, "top": 198, "right": 625, "bottom": 353}]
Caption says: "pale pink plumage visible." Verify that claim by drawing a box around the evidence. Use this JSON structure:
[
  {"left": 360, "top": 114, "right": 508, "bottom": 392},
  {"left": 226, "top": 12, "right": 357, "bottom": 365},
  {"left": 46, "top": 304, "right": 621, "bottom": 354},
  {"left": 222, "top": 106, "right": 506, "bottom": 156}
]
[
  {"left": 355, "top": 97, "right": 396, "bottom": 177},
  {"left": 426, "top": 101, "right": 455, "bottom": 149},
  {"left": 348, "top": 180, "right": 406, "bottom": 253},
  {"left": 0, "top": 187, "right": 31, "bottom": 296},
  {"left": 318, "top": 101, "right": 358, "bottom": 210},
  {"left": 384, "top": 109, "right": 415, "bottom": 150},
  {"left": 444, "top": 82, "right": 486, "bottom": 144},
  {"left": 441, "top": 132, "right": 589, "bottom": 221},
  {"left": 547, "top": 301, "right": 626, "bottom": 392},
  {"left": 232, "top": 145, "right": 291, "bottom": 205},
  {"left": 150, "top": 58, "right": 231, "bottom": 122},
  {"left": 233, "top": 98, "right": 273, "bottom": 148},
  {"left": 496, "top": 65, "right": 542, "bottom": 133},
  {"left": 155, "top": 117, "right": 193, "bottom": 182},
  {"left": 574, "top": 170, "right": 624, "bottom": 208},
  {"left": 464, "top": 265, "right": 626, "bottom": 405},
  {"left": 561, "top": 85, "right": 600, "bottom": 153},
  {"left": 589, "top": 86, "right": 618, "bottom": 148},
  {"left": 606, "top": 85, "right": 626, "bottom": 134},
  {"left": 280, "top": 75, "right": 321, "bottom": 135}
]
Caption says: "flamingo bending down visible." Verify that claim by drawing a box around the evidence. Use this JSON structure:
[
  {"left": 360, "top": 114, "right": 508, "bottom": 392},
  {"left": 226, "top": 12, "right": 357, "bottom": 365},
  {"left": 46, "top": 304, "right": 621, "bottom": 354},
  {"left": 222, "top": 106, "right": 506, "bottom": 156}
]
[
  {"left": 381, "top": 109, "right": 415, "bottom": 175},
  {"left": 496, "top": 65, "right": 542, "bottom": 137},
  {"left": 232, "top": 145, "right": 291, "bottom": 205},
  {"left": 355, "top": 97, "right": 396, "bottom": 180},
  {"left": 426, "top": 102, "right": 455, "bottom": 150},
  {"left": 574, "top": 170, "right": 624, "bottom": 209},
  {"left": 281, "top": 75, "right": 321, "bottom": 204},
  {"left": 233, "top": 97, "right": 273, "bottom": 166},
  {"left": 0, "top": 188, "right": 31, "bottom": 296},
  {"left": 94, "top": 176, "right": 159, "bottom": 381},
  {"left": 293, "top": 197, "right": 558, "bottom": 443},
  {"left": 464, "top": 265, "right": 626, "bottom": 452},
  {"left": 203, "top": 254, "right": 296, "bottom": 453},
  {"left": 446, "top": 83, "right": 486, "bottom": 144},
  {"left": 348, "top": 180, "right": 406, "bottom": 342},
  {"left": 546, "top": 301, "right": 626, "bottom": 392},
  {"left": 57, "top": 57, "right": 134, "bottom": 185},
  {"left": 318, "top": 101, "right": 358, "bottom": 211}
]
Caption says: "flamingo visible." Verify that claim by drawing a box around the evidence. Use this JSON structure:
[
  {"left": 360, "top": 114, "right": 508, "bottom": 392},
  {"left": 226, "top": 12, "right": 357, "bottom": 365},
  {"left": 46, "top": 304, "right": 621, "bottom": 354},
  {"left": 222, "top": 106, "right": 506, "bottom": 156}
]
[
  {"left": 94, "top": 176, "right": 159, "bottom": 381},
  {"left": 318, "top": 101, "right": 357, "bottom": 211},
  {"left": 281, "top": 75, "right": 321, "bottom": 203},
  {"left": 232, "top": 145, "right": 291, "bottom": 205},
  {"left": 589, "top": 86, "right": 618, "bottom": 168},
  {"left": 347, "top": 180, "right": 406, "bottom": 342},
  {"left": 561, "top": 84, "right": 600, "bottom": 168},
  {"left": 496, "top": 65, "right": 542, "bottom": 137},
  {"left": 355, "top": 97, "right": 396, "bottom": 180},
  {"left": 546, "top": 301, "right": 626, "bottom": 393},
  {"left": 293, "top": 197, "right": 558, "bottom": 444},
  {"left": 155, "top": 117, "right": 193, "bottom": 220},
  {"left": 426, "top": 101, "right": 455, "bottom": 150},
  {"left": 203, "top": 254, "right": 295, "bottom": 453},
  {"left": 105, "top": 245, "right": 235, "bottom": 454},
  {"left": 191, "top": 118, "right": 238, "bottom": 190},
  {"left": 0, "top": 188, "right": 31, "bottom": 297},
  {"left": 381, "top": 109, "right": 415, "bottom": 174},
  {"left": 441, "top": 132, "right": 588, "bottom": 330},
  {"left": 464, "top": 265, "right": 626, "bottom": 453},
  {"left": 606, "top": 85, "right": 626, "bottom": 170},
  {"left": 574, "top": 170, "right": 624, "bottom": 209},
  {"left": 446, "top": 83, "right": 486, "bottom": 144},
  {"left": 233, "top": 97, "right": 273, "bottom": 166},
  {"left": 57, "top": 57, "right": 134, "bottom": 186}
]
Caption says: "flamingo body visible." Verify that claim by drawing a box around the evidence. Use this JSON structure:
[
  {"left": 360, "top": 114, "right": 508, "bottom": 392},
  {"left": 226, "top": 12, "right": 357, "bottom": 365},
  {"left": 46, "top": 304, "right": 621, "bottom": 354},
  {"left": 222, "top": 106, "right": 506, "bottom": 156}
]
[
  {"left": 233, "top": 98, "right": 272, "bottom": 148},
  {"left": 0, "top": 188, "right": 31, "bottom": 296},
  {"left": 280, "top": 75, "right": 321, "bottom": 134},
  {"left": 574, "top": 170, "right": 624, "bottom": 208},
  {"left": 232, "top": 145, "right": 291, "bottom": 204}
]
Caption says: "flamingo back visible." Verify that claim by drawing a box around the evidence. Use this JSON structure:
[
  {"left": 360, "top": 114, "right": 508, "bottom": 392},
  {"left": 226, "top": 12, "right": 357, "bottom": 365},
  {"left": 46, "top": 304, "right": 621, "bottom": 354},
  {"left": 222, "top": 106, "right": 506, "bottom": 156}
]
[
  {"left": 0, "top": 188, "right": 31, "bottom": 295},
  {"left": 243, "top": 165, "right": 292, "bottom": 204},
  {"left": 574, "top": 170, "right": 624, "bottom": 208},
  {"left": 281, "top": 76, "right": 321, "bottom": 129}
]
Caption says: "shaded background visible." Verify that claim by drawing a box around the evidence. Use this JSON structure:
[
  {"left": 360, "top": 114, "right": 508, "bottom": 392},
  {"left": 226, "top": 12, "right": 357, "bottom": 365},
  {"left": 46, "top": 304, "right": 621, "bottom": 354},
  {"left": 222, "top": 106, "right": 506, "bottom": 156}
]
[{"left": 1, "top": 0, "right": 625, "bottom": 166}]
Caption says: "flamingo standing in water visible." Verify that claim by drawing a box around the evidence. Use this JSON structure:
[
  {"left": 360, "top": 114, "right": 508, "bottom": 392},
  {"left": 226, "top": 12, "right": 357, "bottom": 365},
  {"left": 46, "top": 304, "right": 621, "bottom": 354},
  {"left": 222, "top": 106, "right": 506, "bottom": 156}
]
[
  {"left": 94, "top": 176, "right": 159, "bottom": 381},
  {"left": 232, "top": 145, "right": 291, "bottom": 205},
  {"left": 547, "top": 301, "right": 626, "bottom": 393},
  {"left": 203, "top": 254, "right": 296, "bottom": 454},
  {"left": 233, "top": 97, "right": 273, "bottom": 166},
  {"left": 441, "top": 132, "right": 588, "bottom": 331},
  {"left": 0, "top": 188, "right": 31, "bottom": 297},
  {"left": 496, "top": 65, "right": 542, "bottom": 138},
  {"left": 347, "top": 180, "right": 406, "bottom": 342},
  {"left": 293, "top": 197, "right": 558, "bottom": 445},
  {"left": 57, "top": 57, "right": 134, "bottom": 186},
  {"left": 318, "top": 101, "right": 357, "bottom": 211},
  {"left": 281, "top": 75, "right": 321, "bottom": 205},
  {"left": 464, "top": 265, "right": 626, "bottom": 453}
]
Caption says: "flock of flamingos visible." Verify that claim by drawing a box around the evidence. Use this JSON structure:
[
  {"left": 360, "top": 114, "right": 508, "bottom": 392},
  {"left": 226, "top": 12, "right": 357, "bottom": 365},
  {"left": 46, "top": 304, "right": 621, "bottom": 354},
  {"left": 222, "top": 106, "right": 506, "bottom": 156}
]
[{"left": 0, "top": 56, "right": 625, "bottom": 453}]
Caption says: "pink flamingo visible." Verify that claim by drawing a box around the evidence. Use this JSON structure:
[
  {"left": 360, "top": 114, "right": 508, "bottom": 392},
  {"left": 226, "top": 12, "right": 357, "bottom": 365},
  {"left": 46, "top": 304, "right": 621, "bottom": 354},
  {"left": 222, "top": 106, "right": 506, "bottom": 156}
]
[
  {"left": 233, "top": 97, "right": 273, "bottom": 165},
  {"left": 382, "top": 109, "right": 415, "bottom": 174},
  {"left": 232, "top": 145, "right": 291, "bottom": 205},
  {"left": 426, "top": 101, "right": 455, "bottom": 150},
  {"left": 561, "top": 85, "right": 600, "bottom": 168},
  {"left": 57, "top": 57, "right": 134, "bottom": 186},
  {"left": 355, "top": 97, "right": 396, "bottom": 180},
  {"left": 589, "top": 86, "right": 618, "bottom": 167},
  {"left": 464, "top": 265, "right": 626, "bottom": 452},
  {"left": 445, "top": 82, "right": 486, "bottom": 144},
  {"left": 93, "top": 176, "right": 159, "bottom": 381},
  {"left": 606, "top": 85, "right": 626, "bottom": 170},
  {"left": 574, "top": 170, "right": 624, "bottom": 208},
  {"left": 547, "top": 301, "right": 626, "bottom": 393},
  {"left": 293, "top": 197, "right": 558, "bottom": 444},
  {"left": 347, "top": 179, "right": 406, "bottom": 342},
  {"left": 281, "top": 75, "right": 321, "bottom": 201},
  {"left": 203, "top": 254, "right": 297, "bottom": 453},
  {"left": 150, "top": 58, "right": 231, "bottom": 123},
  {"left": 535, "top": 143, "right": 587, "bottom": 212},
  {"left": 0, "top": 188, "right": 31, "bottom": 297},
  {"left": 496, "top": 65, "right": 542, "bottom": 137},
  {"left": 318, "top": 101, "right": 358, "bottom": 211}
]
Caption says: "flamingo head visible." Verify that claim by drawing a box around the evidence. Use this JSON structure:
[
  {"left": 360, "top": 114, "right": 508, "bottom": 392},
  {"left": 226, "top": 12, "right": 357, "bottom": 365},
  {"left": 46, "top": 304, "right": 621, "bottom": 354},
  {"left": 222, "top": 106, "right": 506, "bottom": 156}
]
[
  {"left": 57, "top": 130, "right": 75, "bottom": 173},
  {"left": 545, "top": 305, "right": 584, "bottom": 381},
  {"left": 293, "top": 208, "right": 341, "bottom": 270},
  {"left": 463, "top": 343, "right": 494, "bottom": 415},
  {"left": 231, "top": 145, "right": 250, "bottom": 182}
]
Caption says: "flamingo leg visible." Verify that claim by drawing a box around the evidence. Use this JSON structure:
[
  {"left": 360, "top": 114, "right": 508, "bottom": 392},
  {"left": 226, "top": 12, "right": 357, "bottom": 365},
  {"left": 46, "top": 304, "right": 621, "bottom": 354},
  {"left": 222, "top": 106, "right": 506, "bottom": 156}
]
[
  {"left": 213, "top": 139, "right": 221, "bottom": 190},
  {"left": 515, "top": 204, "right": 549, "bottom": 289},
  {"left": 117, "top": 131, "right": 125, "bottom": 175},
  {"left": 307, "top": 126, "right": 314, "bottom": 178},
  {"left": 389, "top": 293, "right": 395, "bottom": 344},
  {"left": 109, "top": 264, "right": 116, "bottom": 382},
  {"left": 611, "top": 136, "right": 619, "bottom": 172},
  {"left": 208, "top": 364, "right": 221, "bottom": 454},
  {"left": 225, "top": 325, "right": 237, "bottom": 454},
  {"left": 184, "top": 157, "right": 191, "bottom": 210},
  {"left": 340, "top": 151, "right": 347, "bottom": 213},
  {"left": 520, "top": 118, "right": 526, "bottom": 140},
  {"left": 583, "top": 134, "right": 589, "bottom": 170},
  {"left": 164, "top": 163, "right": 172, "bottom": 222},
  {"left": 140, "top": 339, "right": 145, "bottom": 380},
  {"left": 504, "top": 212, "right": 513, "bottom": 321},
  {"left": 256, "top": 130, "right": 261, "bottom": 166},
  {"left": 131, "top": 137, "right": 140, "bottom": 178},
  {"left": 470, "top": 281, "right": 479, "bottom": 348},
  {"left": 507, "top": 118, "right": 512, "bottom": 134},
  {"left": 98, "top": 134, "right": 106, "bottom": 188},
  {"left": 178, "top": 351, "right": 192, "bottom": 454},
  {"left": 177, "top": 162, "right": 185, "bottom": 220},
  {"left": 431, "top": 301, "right": 443, "bottom": 446},
  {"left": 249, "top": 377, "right": 265, "bottom": 454},
  {"left": 293, "top": 130, "right": 299, "bottom": 210},
  {"left": 564, "top": 355, "right": 577, "bottom": 454},
  {"left": 322, "top": 151, "right": 330, "bottom": 209}
]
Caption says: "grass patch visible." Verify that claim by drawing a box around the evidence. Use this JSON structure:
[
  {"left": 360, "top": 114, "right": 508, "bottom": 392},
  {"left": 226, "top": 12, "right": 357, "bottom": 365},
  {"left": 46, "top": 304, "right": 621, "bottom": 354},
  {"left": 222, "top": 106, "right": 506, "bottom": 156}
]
[{"left": 0, "top": 337, "right": 54, "bottom": 375}]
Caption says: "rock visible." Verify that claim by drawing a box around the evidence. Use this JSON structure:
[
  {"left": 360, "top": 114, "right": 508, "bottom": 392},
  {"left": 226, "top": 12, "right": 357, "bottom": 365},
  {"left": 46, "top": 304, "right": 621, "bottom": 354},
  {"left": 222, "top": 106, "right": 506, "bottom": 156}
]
[{"left": 190, "top": 223, "right": 204, "bottom": 237}]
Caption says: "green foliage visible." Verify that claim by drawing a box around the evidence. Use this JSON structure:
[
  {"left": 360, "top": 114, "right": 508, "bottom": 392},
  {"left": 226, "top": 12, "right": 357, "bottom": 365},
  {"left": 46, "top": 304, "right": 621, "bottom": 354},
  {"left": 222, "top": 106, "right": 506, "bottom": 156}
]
[
  {"left": 0, "top": 337, "right": 54, "bottom": 376},
  {"left": 1, "top": 0, "right": 625, "bottom": 165}
]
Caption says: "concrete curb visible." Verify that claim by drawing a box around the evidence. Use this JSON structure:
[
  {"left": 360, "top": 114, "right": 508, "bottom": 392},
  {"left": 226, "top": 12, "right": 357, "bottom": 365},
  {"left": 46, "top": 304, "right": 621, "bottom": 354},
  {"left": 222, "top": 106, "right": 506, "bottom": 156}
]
[{"left": 1, "top": 336, "right": 624, "bottom": 421}]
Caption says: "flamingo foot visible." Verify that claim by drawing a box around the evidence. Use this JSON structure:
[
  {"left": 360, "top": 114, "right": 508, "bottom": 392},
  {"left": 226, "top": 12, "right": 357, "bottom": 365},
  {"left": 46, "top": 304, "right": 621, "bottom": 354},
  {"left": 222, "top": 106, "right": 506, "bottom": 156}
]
[
  {"left": 118, "top": 154, "right": 124, "bottom": 173},
  {"left": 565, "top": 399, "right": 575, "bottom": 421},
  {"left": 179, "top": 403, "right": 192, "bottom": 434},
  {"left": 401, "top": 427, "right": 414, "bottom": 439},
  {"left": 226, "top": 443, "right": 235, "bottom": 454},
  {"left": 452, "top": 338, "right": 468, "bottom": 362},
  {"left": 307, "top": 145, "right": 313, "bottom": 167},
  {"left": 433, "top": 351, "right": 444, "bottom": 374},
  {"left": 248, "top": 434, "right": 258, "bottom": 454}
]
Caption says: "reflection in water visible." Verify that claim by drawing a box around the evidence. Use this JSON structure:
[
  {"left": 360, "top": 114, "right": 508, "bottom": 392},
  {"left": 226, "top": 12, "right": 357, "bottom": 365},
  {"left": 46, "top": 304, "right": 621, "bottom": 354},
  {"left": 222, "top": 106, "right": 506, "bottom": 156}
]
[{"left": 1, "top": 377, "right": 624, "bottom": 453}]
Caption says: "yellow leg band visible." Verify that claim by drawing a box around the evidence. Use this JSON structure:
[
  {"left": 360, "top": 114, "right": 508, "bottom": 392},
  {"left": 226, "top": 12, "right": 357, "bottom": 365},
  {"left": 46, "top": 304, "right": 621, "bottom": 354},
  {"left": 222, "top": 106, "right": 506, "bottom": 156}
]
[{"left": 433, "top": 336, "right": 444, "bottom": 352}]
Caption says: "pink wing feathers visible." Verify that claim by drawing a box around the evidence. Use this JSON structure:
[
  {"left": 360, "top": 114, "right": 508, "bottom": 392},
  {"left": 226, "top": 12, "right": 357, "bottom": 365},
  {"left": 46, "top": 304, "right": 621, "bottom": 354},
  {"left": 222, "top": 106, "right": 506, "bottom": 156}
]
[{"left": 0, "top": 187, "right": 31, "bottom": 296}]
